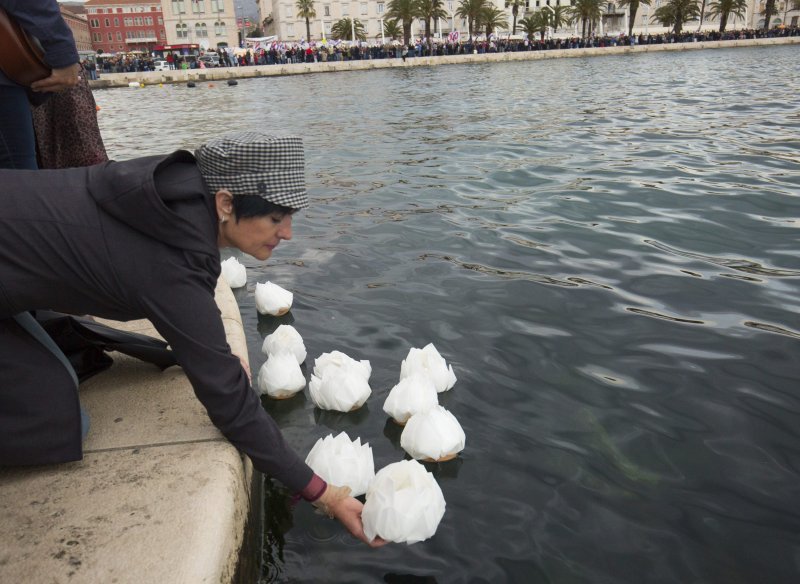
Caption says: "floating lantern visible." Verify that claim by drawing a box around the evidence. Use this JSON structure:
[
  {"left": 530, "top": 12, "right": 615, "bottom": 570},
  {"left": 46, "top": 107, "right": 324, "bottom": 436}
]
[
  {"left": 220, "top": 256, "right": 247, "bottom": 288},
  {"left": 313, "top": 350, "right": 371, "bottom": 381},
  {"left": 255, "top": 281, "right": 292, "bottom": 315},
  {"left": 305, "top": 432, "right": 375, "bottom": 497},
  {"left": 309, "top": 363, "right": 372, "bottom": 412},
  {"left": 401, "top": 405, "right": 466, "bottom": 462},
  {"left": 261, "top": 324, "right": 306, "bottom": 364},
  {"left": 400, "top": 343, "right": 457, "bottom": 393},
  {"left": 383, "top": 373, "right": 438, "bottom": 425},
  {"left": 257, "top": 352, "right": 305, "bottom": 399},
  {"left": 362, "top": 459, "right": 446, "bottom": 544}
]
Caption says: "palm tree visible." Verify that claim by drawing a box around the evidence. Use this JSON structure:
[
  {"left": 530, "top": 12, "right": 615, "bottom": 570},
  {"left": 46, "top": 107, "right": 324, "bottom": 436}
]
[
  {"left": 295, "top": 0, "right": 316, "bottom": 41},
  {"left": 456, "top": 0, "right": 488, "bottom": 40},
  {"left": 416, "top": 0, "right": 448, "bottom": 53},
  {"left": 545, "top": 5, "right": 572, "bottom": 32},
  {"left": 381, "top": 18, "right": 403, "bottom": 40},
  {"left": 479, "top": 5, "right": 509, "bottom": 37},
  {"left": 330, "top": 17, "right": 367, "bottom": 40},
  {"left": 761, "top": 0, "right": 777, "bottom": 29},
  {"left": 519, "top": 11, "right": 549, "bottom": 41},
  {"left": 706, "top": 0, "right": 747, "bottom": 31},
  {"left": 614, "top": 0, "right": 651, "bottom": 37},
  {"left": 387, "top": 0, "right": 419, "bottom": 45},
  {"left": 651, "top": 0, "right": 700, "bottom": 33},
  {"left": 569, "top": 0, "right": 602, "bottom": 38},
  {"left": 506, "top": 0, "right": 526, "bottom": 34}
]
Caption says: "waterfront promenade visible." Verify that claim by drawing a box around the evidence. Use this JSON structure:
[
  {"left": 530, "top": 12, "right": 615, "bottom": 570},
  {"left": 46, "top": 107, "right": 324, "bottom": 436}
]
[{"left": 89, "top": 36, "right": 800, "bottom": 89}]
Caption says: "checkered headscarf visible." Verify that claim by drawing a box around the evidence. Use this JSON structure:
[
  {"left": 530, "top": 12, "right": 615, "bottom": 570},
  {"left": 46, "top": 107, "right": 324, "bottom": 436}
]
[{"left": 194, "top": 132, "right": 309, "bottom": 209}]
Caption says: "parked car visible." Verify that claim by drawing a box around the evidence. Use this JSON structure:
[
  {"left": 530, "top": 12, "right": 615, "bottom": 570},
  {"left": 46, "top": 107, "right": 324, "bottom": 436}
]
[
  {"left": 153, "top": 60, "right": 169, "bottom": 71},
  {"left": 199, "top": 53, "right": 220, "bottom": 67}
]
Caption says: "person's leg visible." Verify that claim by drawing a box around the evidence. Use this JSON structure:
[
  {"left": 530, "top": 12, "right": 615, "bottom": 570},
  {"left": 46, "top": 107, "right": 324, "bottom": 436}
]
[
  {"left": 0, "top": 85, "right": 37, "bottom": 170},
  {"left": 0, "top": 316, "right": 84, "bottom": 465}
]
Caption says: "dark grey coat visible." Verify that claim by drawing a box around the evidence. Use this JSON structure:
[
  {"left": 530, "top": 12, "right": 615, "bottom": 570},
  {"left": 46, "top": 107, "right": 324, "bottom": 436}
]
[{"left": 0, "top": 151, "right": 313, "bottom": 493}]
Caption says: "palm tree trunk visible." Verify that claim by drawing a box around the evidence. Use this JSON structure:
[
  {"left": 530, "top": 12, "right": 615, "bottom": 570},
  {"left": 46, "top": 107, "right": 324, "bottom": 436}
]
[
  {"left": 306, "top": 17, "right": 311, "bottom": 41},
  {"left": 628, "top": 1, "right": 639, "bottom": 38},
  {"left": 698, "top": 0, "right": 707, "bottom": 31},
  {"left": 404, "top": 22, "right": 411, "bottom": 45},
  {"left": 762, "top": 0, "right": 776, "bottom": 29},
  {"left": 719, "top": 11, "right": 727, "bottom": 31}
]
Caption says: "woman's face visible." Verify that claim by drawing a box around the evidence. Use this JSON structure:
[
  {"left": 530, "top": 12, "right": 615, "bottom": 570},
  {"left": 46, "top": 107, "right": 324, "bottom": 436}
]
[{"left": 220, "top": 211, "right": 293, "bottom": 261}]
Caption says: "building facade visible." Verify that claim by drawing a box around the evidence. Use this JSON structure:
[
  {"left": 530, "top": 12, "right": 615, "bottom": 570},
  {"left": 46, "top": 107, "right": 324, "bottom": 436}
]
[
  {"left": 258, "top": 0, "right": 787, "bottom": 44},
  {"left": 161, "top": 0, "right": 240, "bottom": 50},
  {"left": 85, "top": 0, "right": 167, "bottom": 54},
  {"left": 60, "top": 5, "right": 93, "bottom": 53}
]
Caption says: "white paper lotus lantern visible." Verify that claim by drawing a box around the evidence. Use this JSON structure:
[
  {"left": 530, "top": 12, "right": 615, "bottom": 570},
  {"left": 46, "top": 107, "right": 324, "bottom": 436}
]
[
  {"left": 304, "top": 432, "right": 375, "bottom": 497},
  {"left": 400, "top": 343, "right": 457, "bottom": 393},
  {"left": 257, "top": 351, "right": 306, "bottom": 399},
  {"left": 220, "top": 257, "right": 247, "bottom": 288},
  {"left": 261, "top": 324, "right": 306, "bottom": 364},
  {"left": 401, "top": 405, "right": 466, "bottom": 462},
  {"left": 255, "top": 281, "right": 293, "bottom": 316},
  {"left": 313, "top": 350, "right": 371, "bottom": 381},
  {"left": 383, "top": 373, "right": 438, "bottom": 425},
  {"left": 309, "top": 362, "right": 372, "bottom": 412},
  {"left": 362, "top": 459, "right": 446, "bottom": 544}
]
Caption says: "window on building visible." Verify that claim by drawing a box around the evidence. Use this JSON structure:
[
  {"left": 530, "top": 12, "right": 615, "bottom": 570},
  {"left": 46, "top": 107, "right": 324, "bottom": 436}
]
[
  {"left": 160, "top": 30, "right": 167, "bottom": 38},
  {"left": 287, "top": 23, "right": 294, "bottom": 36},
  {"left": 176, "top": 22, "right": 188, "bottom": 37},
  {"left": 378, "top": 3, "right": 384, "bottom": 13},
  {"left": 158, "top": 16, "right": 163, "bottom": 24},
  {"left": 90, "top": 18, "right": 99, "bottom": 27},
  {"left": 324, "top": 5, "right": 330, "bottom": 16},
  {"left": 104, "top": 18, "right": 110, "bottom": 26},
  {"left": 343, "top": 4, "right": 349, "bottom": 15},
  {"left": 107, "top": 32, "right": 113, "bottom": 40},
  {"left": 212, "top": 0, "right": 224, "bottom": 11},
  {"left": 448, "top": 1, "right": 453, "bottom": 10},
  {"left": 215, "top": 20, "right": 226, "bottom": 35},
  {"left": 192, "top": 0, "right": 206, "bottom": 14},
  {"left": 116, "top": 31, "right": 122, "bottom": 40},
  {"left": 195, "top": 22, "right": 208, "bottom": 36},
  {"left": 172, "top": 1, "right": 186, "bottom": 15},
  {"left": 361, "top": 3, "right": 368, "bottom": 14},
  {"left": 113, "top": 17, "right": 119, "bottom": 26},
  {"left": 146, "top": 16, "right": 153, "bottom": 24}
]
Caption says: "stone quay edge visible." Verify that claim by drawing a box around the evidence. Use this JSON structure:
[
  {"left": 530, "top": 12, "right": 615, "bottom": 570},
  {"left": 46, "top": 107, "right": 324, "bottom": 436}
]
[{"left": 0, "top": 278, "right": 260, "bottom": 584}]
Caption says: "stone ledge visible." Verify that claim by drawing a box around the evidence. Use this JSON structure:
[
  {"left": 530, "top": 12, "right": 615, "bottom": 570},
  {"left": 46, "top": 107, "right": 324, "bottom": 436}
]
[{"left": 0, "top": 279, "right": 257, "bottom": 584}]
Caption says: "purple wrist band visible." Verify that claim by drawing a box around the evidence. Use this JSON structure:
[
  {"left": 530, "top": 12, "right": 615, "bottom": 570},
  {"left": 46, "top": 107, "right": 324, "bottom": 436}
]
[{"left": 300, "top": 474, "right": 327, "bottom": 502}]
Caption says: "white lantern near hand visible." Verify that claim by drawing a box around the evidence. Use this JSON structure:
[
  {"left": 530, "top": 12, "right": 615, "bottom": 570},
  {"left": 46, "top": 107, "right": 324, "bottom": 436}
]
[
  {"left": 362, "top": 459, "right": 446, "bottom": 544},
  {"left": 383, "top": 373, "right": 438, "bottom": 425},
  {"left": 309, "top": 363, "right": 372, "bottom": 412},
  {"left": 304, "top": 432, "right": 375, "bottom": 497},
  {"left": 220, "top": 257, "right": 247, "bottom": 288},
  {"left": 401, "top": 405, "right": 466, "bottom": 462},
  {"left": 255, "top": 281, "right": 293, "bottom": 316},
  {"left": 257, "top": 351, "right": 305, "bottom": 399},
  {"left": 262, "top": 324, "right": 306, "bottom": 364},
  {"left": 400, "top": 343, "right": 457, "bottom": 393}
]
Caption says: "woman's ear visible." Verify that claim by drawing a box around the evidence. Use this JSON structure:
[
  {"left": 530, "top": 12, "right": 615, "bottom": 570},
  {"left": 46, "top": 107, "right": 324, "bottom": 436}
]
[{"left": 215, "top": 189, "right": 234, "bottom": 223}]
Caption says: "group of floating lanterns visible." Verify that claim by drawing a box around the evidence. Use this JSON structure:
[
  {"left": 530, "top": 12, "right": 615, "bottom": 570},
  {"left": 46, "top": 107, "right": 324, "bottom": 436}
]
[
  {"left": 221, "top": 256, "right": 464, "bottom": 544},
  {"left": 126, "top": 80, "right": 238, "bottom": 88}
]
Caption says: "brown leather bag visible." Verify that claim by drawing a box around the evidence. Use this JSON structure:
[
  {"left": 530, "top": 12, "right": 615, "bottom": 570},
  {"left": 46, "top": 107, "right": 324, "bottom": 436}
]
[{"left": 0, "top": 7, "right": 51, "bottom": 86}]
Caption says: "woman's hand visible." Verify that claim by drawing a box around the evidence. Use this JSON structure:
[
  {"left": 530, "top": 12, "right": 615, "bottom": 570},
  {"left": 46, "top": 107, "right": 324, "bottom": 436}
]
[
  {"left": 313, "top": 485, "right": 388, "bottom": 548},
  {"left": 30, "top": 62, "right": 81, "bottom": 93}
]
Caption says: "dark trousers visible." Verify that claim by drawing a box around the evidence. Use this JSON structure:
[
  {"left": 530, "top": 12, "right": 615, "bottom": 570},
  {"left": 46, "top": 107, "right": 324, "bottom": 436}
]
[
  {"left": 0, "top": 85, "right": 37, "bottom": 170},
  {"left": 0, "top": 315, "right": 83, "bottom": 466}
]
